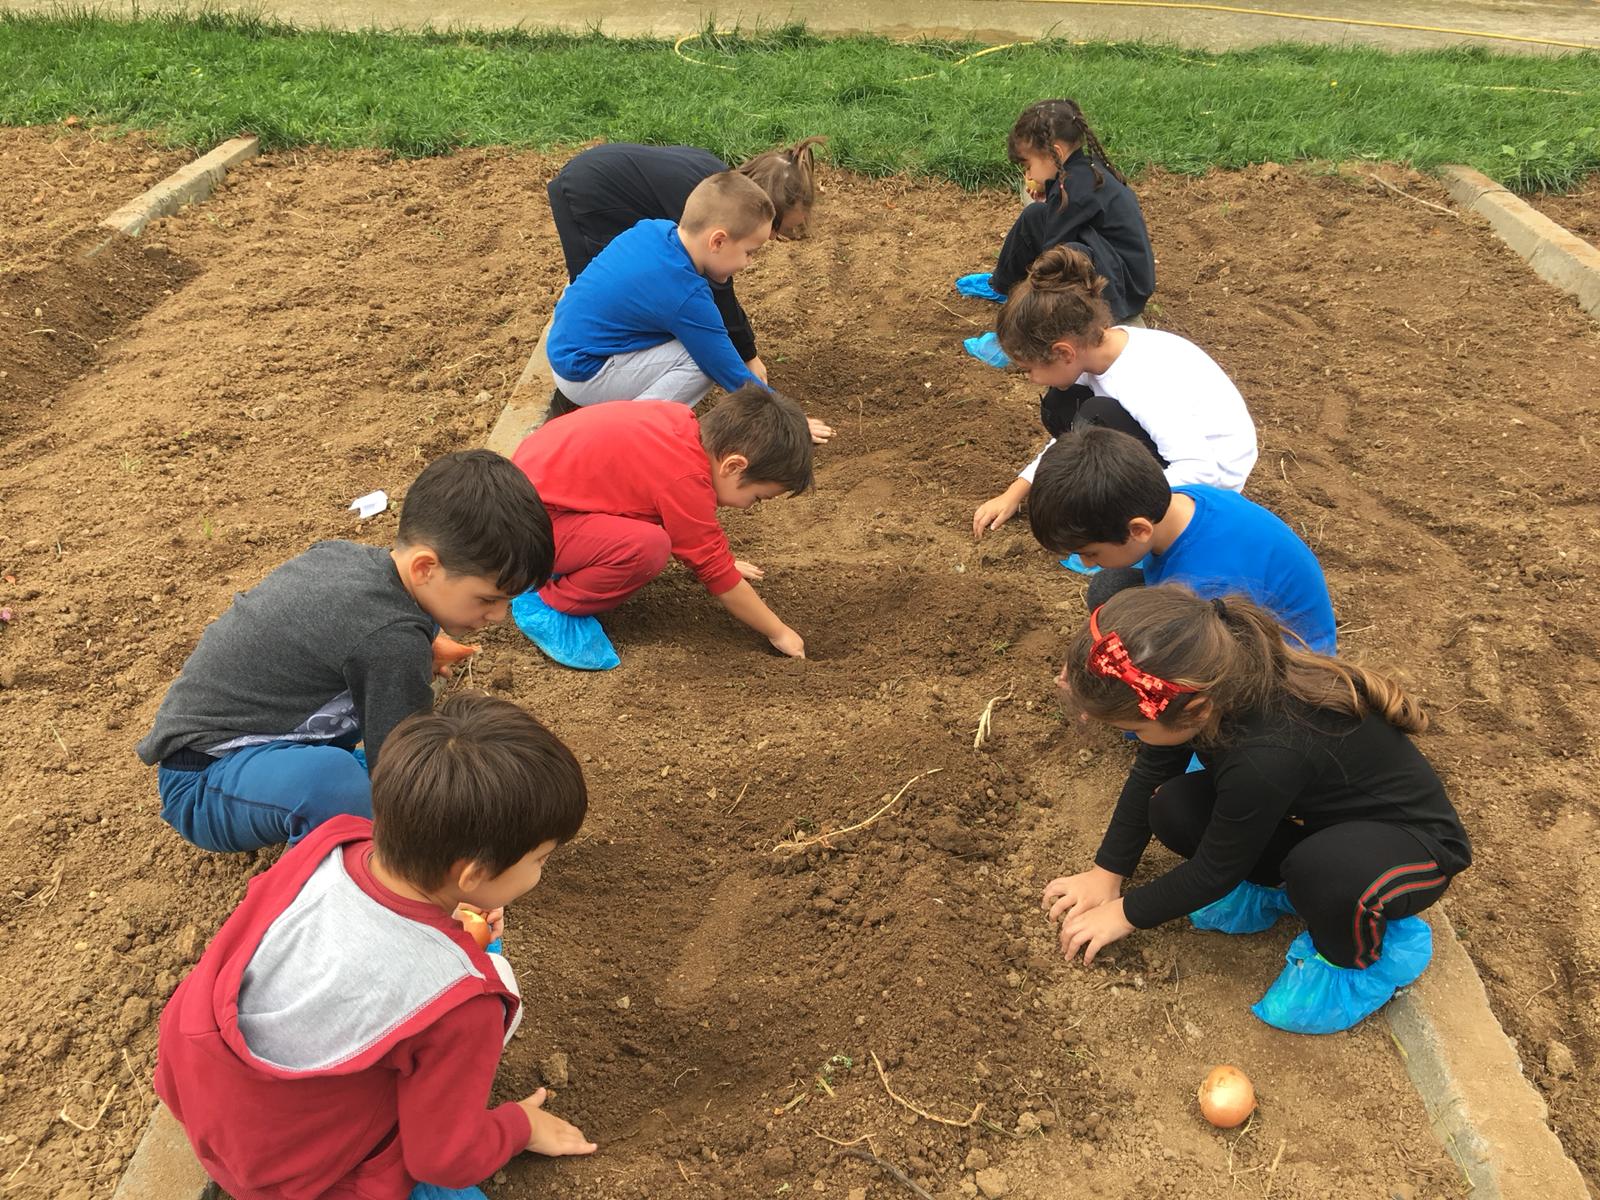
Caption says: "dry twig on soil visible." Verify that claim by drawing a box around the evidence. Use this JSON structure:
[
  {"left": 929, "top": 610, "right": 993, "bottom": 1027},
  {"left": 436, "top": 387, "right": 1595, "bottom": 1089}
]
[
  {"left": 771, "top": 769, "right": 942, "bottom": 854},
  {"left": 973, "top": 688, "right": 1014, "bottom": 749},
  {"left": 869, "top": 1051, "right": 984, "bottom": 1128},
  {"left": 1357, "top": 171, "right": 1461, "bottom": 220},
  {"left": 58, "top": 1085, "right": 117, "bottom": 1132},
  {"left": 837, "top": 1145, "right": 937, "bottom": 1199}
]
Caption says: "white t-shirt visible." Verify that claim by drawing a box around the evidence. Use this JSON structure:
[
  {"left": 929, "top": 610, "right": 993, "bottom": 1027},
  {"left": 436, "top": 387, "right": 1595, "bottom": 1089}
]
[{"left": 1018, "top": 326, "right": 1258, "bottom": 491}]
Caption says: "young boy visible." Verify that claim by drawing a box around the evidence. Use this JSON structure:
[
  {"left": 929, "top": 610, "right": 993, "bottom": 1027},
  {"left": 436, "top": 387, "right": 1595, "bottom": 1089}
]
[
  {"left": 545, "top": 170, "right": 775, "bottom": 409},
  {"left": 155, "top": 693, "right": 595, "bottom": 1200},
  {"left": 1028, "top": 427, "right": 1337, "bottom": 653},
  {"left": 510, "top": 385, "right": 813, "bottom": 670},
  {"left": 136, "top": 450, "right": 553, "bottom": 852}
]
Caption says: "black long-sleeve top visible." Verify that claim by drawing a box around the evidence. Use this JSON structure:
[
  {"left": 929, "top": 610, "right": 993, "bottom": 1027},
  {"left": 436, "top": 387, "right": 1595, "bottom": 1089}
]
[
  {"left": 1096, "top": 704, "right": 1472, "bottom": 930},
  {"left": 547, "top": 143, "right": 758, "bottom": 361},
  {"left": 990, "top": 149, "right": 1156, "bottom": 323}
]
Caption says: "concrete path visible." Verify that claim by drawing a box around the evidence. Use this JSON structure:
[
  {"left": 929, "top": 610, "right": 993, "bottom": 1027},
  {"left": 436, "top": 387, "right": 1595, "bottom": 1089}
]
[{"left": 1, "top": 0, "right": 1595, "bottom": 51}]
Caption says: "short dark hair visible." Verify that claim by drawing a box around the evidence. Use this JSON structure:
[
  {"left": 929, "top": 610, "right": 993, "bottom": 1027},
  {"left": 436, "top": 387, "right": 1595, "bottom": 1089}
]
[
  {"left": 1028, "top": 427, "right": 1171, "bottom": 553},
  {"left": 700, "top": 383, "right": 814, "bottom": 494},
  {"left": 397, "top": 450, "right": 552, "bottom": 595},
  {"left": 371, "top": 692, "right": 587, "bottom": 888}
]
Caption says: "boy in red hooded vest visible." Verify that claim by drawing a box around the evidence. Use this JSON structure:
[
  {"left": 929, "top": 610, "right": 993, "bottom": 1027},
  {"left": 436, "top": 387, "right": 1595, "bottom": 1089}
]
[{"left": 154, "top": 693, "right": 594, "bottom": 1200}]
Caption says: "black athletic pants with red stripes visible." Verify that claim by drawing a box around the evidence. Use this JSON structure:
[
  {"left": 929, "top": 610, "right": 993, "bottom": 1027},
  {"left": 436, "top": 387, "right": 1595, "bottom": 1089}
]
[{"left": 1149, "top": 773, "right": 1452, "bottom": 969}]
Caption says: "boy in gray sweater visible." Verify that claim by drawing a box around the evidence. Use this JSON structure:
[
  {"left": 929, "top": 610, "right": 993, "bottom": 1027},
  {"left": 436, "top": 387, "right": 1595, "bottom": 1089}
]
[{"left": 137, "top": 450, "right": 552, "bottom": 852}]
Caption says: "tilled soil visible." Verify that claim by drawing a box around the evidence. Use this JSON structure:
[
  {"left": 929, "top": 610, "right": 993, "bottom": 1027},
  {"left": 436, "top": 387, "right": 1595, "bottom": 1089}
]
[
  {"left": 0, "top": 129, "right": 1596, "bottom": 1200},
  {"left": 1529, "top": 172, "right": 1600, "bottom": 245}
]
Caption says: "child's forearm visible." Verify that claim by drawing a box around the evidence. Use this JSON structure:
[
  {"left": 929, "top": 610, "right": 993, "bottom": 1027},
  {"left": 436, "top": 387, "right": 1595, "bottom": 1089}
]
[
  {"left": 1003, "top": 476, "right": 1032, "bottom": 499},
  {"left": 715, "top": 580, "right": 787, "bottom": 639}
]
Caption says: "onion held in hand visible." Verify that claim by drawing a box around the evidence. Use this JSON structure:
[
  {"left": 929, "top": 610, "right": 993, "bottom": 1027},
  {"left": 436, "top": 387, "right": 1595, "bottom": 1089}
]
[
  {"left": 459, "top": 909, "right": 493, "bottom": 950},
  {"left": 1197, "top": 1065, "right": 1256, "bottom": 1128}
]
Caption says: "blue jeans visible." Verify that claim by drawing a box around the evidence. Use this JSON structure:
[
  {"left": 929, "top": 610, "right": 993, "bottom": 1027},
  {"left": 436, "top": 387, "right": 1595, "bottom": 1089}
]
[{"left": 158, "top": 742, "right": 371, "bottom": 852}]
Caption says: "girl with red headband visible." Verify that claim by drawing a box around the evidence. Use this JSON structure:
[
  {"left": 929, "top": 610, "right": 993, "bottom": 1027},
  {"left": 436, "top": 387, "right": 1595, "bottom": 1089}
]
[{"left": 1041, "top": 584, "right": 1471, "bottom": 1033}]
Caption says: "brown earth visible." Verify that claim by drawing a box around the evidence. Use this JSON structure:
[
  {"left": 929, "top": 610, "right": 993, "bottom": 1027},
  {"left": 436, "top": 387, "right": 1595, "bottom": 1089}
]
[
  {"left": 1528, "top": 172, "right": 1600, "bottom": 246},
  {"left": 0, "top": 129, "right": 1596, "bottom": 1200}
]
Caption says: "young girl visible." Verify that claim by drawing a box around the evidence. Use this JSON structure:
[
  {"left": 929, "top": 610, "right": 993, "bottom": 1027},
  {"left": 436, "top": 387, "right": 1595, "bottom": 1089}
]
[
  {"left": 971, "top": 246, "right": 1257, "bottom": 540},
  {"left": 546, "top": 137, "right": 827, "bottom": 386},
  {"left": 1043, "top": 585, "right": 1471, "bottom": 1033},
  {"left": 960, "top": 99, "right": 1155, "bottom": 324}
]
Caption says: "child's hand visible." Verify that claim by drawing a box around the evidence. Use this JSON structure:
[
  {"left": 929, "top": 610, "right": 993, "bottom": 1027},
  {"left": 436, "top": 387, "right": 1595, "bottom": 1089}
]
[
  {"left": 770, "top": 626, "right": 805, "bottom": 658},
  {"left": 972, "top": 493, "right": 1022, "bottom": 539},
  {"left": 745, "top": 355, "right": 769, "bottom": 384},
  {"left": 807, "top": 416, "right": 835, "bottom": 445},
  {"left": 735, "top": 559, "right": 765, "bottom": 581},
  {"left": 1042, "top": 866, "right": 1123, "bottom": 923},
  {"left": 519, "top": 1088, "right": 597, "bottom": 1157},
  {"left": 451, "top": 903, "right": 505, "bottom": 945},
  {"left": 1057, "top": 898, "right": 1135, "bottom": 965}
]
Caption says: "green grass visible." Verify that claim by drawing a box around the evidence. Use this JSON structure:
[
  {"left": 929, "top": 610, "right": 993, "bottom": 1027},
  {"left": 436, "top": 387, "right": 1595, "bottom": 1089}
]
[{"left": 2, "top": 8, "right": 1597, "bottom": 189}]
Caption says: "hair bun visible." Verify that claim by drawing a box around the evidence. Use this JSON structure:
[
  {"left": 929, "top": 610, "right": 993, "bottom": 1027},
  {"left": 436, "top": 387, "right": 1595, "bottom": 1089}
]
[{"left": 1028, "top": 245, "right": 1107, "bottom": 298}]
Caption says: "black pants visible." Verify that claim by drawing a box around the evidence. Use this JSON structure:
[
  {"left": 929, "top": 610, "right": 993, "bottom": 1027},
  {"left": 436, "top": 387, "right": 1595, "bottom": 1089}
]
[{"left": 1149, "top": 772, "right": 1452, "bottom": 968}]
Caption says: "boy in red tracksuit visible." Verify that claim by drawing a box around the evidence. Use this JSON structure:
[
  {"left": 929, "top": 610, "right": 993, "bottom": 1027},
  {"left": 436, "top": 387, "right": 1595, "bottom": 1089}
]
[
  {"left": 509, "top": 383, "right": 814, "bottom": 671},
  {"left": 154, "top": 694, "right": 594, "bottom": 1200}
]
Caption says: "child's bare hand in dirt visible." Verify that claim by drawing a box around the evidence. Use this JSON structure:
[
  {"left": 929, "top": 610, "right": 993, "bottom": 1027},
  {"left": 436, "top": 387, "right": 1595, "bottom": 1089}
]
[
  {"left": 519, "top": 1088, "right": 597, "bottom": 1156},
  {"left": 972, "top": 492, "right": 1021, "bottom": 539},
  {"left": 735, "top": 559, "right": 765, "bottom": 582},
  {"left": 1057, "top": 898, "right": 1134, "bottom": 966},
  {"left": 807, "top": 417, "right": 835, "bottom": 445},
  {"left": 770, "top": 626, "right": 805, "bottom": 658},
  {"left": 745, "top": 355, "right": 769, "bottom": 384},
  {"left": 1042, "top": 866, "right": 1123, "bottom": 923}
]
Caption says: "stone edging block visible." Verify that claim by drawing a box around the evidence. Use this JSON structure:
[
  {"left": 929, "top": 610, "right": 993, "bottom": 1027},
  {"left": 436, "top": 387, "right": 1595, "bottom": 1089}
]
[
  {"left": 1441, "top": 164, "right": 1600, "bottom": 318},
  {"left": 101, "top": 135, "right": 262, "bottom": 237}
]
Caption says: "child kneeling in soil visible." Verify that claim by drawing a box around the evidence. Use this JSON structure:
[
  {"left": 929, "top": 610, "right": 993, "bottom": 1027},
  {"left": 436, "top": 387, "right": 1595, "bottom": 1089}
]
[
  {"left": 1025, "top": 427, "right": 1336, "bottom": 654},
  {"left": 155, "top": 693, "right": 596, "bottom": 1199},
  {"left": 510, "top": 386, "right": 812, "bottom": 670},
  {"left": 137, "top": 450, "right": 552, "bottom": 852},
  {"left": 972, "top": 247, "right": 1255, "bottom": 544},
  {"left": 545, "top": 170, "right": 832, "bottom": 442},
  {"left": 1042, "top": 585, "right": 1471, "bottom": 1033},
  {"left": 956, "top": 98, "right": 1155, "bottom": 357}
]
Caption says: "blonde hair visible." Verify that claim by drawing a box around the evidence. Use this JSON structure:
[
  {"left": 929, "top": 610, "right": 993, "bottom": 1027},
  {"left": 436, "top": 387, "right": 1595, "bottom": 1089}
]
[
  {"left": 1066, "top": 585, "right": 1428, "bottom": 741},
  {"left": 737, "top": 136, "right": 827, "bottom": 232},
  {"left": 681, "top": 171, "right": 776, "bottom": 240},
  {"left": 995, "top": 245, "right": 1112, "bottom": 364}
]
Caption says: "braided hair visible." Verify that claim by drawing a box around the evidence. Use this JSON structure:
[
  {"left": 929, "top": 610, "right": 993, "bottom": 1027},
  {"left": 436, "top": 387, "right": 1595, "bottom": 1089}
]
[{"left": 1007, "top": 99, "right": 1127, "bottom": 213}]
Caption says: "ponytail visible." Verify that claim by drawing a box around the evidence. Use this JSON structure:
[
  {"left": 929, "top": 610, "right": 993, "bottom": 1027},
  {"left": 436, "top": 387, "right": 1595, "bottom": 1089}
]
[
  {"left": 1065, "top": 585, "right": 1428, "bottom": 741},
  {"left": 994, "top": 245, "right": 1112, "bottom": 364},
  {"left": 736, "top": 136, "right": 828, "bottom": 233}
]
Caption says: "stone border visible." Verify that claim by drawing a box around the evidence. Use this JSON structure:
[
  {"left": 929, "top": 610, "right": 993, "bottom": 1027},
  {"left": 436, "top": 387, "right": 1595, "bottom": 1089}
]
[
  {"left": 1441, "top": 164, "right": 1600, "bottom": 318},
  {"left": 1385, "top": 910, "right": 1589, "bottom": 1199},
  {"left": 101, "top": 135, "right": 261, "bottom": 238}
]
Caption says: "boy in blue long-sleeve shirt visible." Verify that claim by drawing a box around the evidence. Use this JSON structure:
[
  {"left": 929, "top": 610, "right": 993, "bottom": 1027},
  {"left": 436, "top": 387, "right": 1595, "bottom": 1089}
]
[{"left": 1027, "top": 427, "right": 1337, "bottom": 654}]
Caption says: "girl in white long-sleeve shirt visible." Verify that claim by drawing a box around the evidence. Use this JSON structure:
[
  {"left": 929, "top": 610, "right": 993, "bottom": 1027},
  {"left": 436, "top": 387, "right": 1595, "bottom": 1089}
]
[{"left": 972, "top": 247, "right": 1258, "bottom": 539}]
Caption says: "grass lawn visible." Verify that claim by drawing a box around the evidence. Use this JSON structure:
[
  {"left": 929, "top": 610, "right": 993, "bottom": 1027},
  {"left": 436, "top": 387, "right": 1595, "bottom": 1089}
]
[{"left": 2, "top": 11, "right": 1597, "bottom": 189}]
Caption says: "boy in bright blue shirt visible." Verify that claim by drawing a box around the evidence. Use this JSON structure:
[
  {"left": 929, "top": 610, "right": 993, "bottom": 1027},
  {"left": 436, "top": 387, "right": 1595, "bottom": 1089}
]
[{"left": 1027, "top": 427, "right": 1336, "bottom": 653}]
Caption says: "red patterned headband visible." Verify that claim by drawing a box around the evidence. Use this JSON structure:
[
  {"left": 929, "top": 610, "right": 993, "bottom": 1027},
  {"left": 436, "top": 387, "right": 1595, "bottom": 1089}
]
[{"left": 1087, "top": 605, "right": 1197, "bottom": 720}]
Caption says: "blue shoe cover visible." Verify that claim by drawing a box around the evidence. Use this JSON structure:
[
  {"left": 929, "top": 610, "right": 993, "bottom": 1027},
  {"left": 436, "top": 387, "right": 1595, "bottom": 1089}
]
[
  {"left": 511, "top": 590, "right": 619, "bottom": 671},
  {"left": 410, "top": 1184, "right": 488, "bottom": 1200},
  {"left": 955, "top": 272, "right": 1006, "bottom": 302},
  {"left": 484, "top": 937, "right": 503, "bottom": 955},
  {"left": 1251, "top": 917, "right": 1433, "bottom": 1034},
  {"left": 1190, "top": 881, "right": 1297, "bottom": 934},
  {"left": 963, "top": 331, "right": 1012, "bottom": 369},
  {"left": 1059, "top": 553, "right": 1101, "bottom": 576}
]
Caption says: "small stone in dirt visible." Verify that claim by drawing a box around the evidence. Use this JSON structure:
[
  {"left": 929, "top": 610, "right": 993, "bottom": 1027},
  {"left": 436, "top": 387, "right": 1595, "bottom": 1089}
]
[
  {"left": 1545, "top": 1039, "right": 1576, "bottom": 1077},
  {"left": 490, "top": 664, "right": 514, "bottom": 691},
  {"left": 176, "top": 923, "right": 202, "bottom": 962},
  {"left": 760, "top": 1146, "right": 794, "bottom": 1177},
  {"left": 119, "top": 995, "right": 152, "bottom": 1032},
  {"left": 476, "top": 390, "right": 493, "bottom": 404},
  {"left": 616, "top": 995, "right": 630, "bottom": 1010},
  {"left": 964, "top": 1148, "right": 990, "bottom": 1171},
  {"left": 1392, "top": 1185, "right": 1417, "bottom": 1200},
  {"left": 974, "top": 1167, "right": 1010, "bottom": 1198},
  {"left": 540, "top": 1051, "right": 569, "bottom": 1087},
  {"left": 1014, "top": 1112, "right": 1041, "bottom": 1135},
  {"left": 848, "top": 1189, "right": 867, "bottom": 1200}
]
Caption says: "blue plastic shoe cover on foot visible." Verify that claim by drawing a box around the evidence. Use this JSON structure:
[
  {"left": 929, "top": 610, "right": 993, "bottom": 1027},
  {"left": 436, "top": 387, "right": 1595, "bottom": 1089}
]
[
  {"left": 511, "top": 591, "right": 619, "bottom": 671},
  {"left": 955, "top": 272, "right": 1006, "bottom": 302},
  {"left": 1059, "top": 553, "right": 1102, "bottom": 576},
  {"left": 963, "top": 331, "right": 1012, "bottom": 369},
  {"left": 410, "top": 1184, "right": 488, "bottom": 1200},
  {"left": 1251, "top": 917, "right": 1433, "bottom": 1034},
  {"left": 1190, "top": 881, "right": 1297, "bottom": 934}
]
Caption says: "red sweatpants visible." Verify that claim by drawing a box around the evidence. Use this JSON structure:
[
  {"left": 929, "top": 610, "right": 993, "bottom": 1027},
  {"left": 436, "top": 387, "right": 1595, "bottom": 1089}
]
[{"left": 541, "top": 510, "right": 673, "bottom": 616}]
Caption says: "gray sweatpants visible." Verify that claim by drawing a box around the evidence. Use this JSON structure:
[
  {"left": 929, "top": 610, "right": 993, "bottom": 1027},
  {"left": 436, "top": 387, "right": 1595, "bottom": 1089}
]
[{"left": 552, "top": 339, "right": 714, "bottom": 408}]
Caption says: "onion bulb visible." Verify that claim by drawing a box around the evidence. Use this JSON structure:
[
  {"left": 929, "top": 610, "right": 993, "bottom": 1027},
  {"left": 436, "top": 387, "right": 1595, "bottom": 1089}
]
[
  {"left": 459, "top": 909, "right": 493, "bottom": 950},
  {"left": 1197, "top": 1065, "right": 1256, "bottom": 1128}
]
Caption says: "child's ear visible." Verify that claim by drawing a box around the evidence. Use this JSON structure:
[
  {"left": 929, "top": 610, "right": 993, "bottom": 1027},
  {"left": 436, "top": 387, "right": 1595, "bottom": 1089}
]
[
  {"left": 708, "top": 227, "right": 729, "bottom": 251},
  {"left": 718, "top": 453, "right": 750, "bottom": 478},
  {"left": 456, "top": 859, "right": 493, "bottom": 893},
  {"left": 406, "top": 547, "right": 441, "bottom": 585},
  {"left": 1051, "top": 338, "right": 1078, "bottom": 366},
  {"left": 1126, "top": 517, "right": 1156, "bottom": 543}
]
